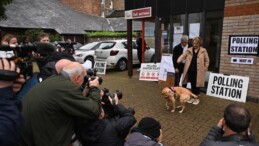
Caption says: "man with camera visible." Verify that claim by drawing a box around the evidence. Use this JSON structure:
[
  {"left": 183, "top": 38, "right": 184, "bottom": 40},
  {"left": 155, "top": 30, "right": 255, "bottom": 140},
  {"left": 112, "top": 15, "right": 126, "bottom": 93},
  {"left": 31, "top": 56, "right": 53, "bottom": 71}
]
[
  {"left": 0, "top": 58, "right": 26, "bottom": 145},
  {"left": 21, "top": 62, "right": 102, "bottom": 146},
  {"left": 200, "top": 103, "right": 258, "bottom": 146},
  {"left": 75, "top": 88, "right": 136, "bottom": 146}
]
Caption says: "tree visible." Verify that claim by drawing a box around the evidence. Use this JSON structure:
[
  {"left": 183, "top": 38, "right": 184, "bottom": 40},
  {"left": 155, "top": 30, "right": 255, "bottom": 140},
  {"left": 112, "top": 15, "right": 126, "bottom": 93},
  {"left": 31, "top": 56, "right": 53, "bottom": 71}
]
[{"left": 0, "top": 0, "right": 13, "bottom": 20}]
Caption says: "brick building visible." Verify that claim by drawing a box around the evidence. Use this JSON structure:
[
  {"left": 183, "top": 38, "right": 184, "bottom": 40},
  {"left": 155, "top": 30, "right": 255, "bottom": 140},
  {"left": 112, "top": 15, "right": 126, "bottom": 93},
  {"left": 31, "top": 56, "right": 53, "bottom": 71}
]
[
  {"left": 220, "top": 0, "right": 259, "bottom": 100},
  {"left": 125, "top": 0, "right": 259, "bottom": 101},
  {"left": 59, "top": 0, "right": 124, "bottom": 17}
]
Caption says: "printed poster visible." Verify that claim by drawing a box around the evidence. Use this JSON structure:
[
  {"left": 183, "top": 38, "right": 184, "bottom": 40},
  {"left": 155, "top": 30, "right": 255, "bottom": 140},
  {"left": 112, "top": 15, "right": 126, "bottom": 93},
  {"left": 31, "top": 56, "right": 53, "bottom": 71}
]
[
  {"left": 139, "top": 63, "right": 160, "bottom": 81},
  {"left": 158, "top": 55, "right": 175, "bottom": 81}
]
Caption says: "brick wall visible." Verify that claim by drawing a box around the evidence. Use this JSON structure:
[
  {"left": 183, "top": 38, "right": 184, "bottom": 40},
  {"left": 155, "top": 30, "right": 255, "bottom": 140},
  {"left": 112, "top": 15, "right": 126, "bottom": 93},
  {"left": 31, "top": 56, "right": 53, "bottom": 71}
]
[
  {"left": 220, "top": 0, "right": 259, "bottom": 99},
  {"left": 59, "top": 0, "right": 100, "bottom": 16},
  {"left": 112, "top": 0, "right": 124, "bottom": 10}
]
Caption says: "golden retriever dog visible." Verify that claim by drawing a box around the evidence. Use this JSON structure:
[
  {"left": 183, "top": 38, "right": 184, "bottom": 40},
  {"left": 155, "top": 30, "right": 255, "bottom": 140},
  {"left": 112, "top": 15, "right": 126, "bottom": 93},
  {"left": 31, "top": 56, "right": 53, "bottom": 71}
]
[{"left": 161, "top": 86, "right": 198, "bottom": 113}]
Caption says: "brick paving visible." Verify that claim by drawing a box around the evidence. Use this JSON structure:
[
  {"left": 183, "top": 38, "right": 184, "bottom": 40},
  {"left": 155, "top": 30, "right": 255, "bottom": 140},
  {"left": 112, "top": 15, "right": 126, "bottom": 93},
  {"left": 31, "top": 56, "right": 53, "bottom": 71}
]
[{"left": 100, "top": 68, "right": 259, "bottom": 146}]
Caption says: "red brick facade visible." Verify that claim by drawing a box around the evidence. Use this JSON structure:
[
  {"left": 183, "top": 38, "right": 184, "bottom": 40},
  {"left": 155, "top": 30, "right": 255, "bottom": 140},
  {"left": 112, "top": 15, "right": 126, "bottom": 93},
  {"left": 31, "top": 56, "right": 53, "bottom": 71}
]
[
  {"left": 59, "top": 0, "right": 101, "bottom": 16},
  {"left": 59, "top": 0, "right": 124, "bottom": 16},
  {"left": 220, "top": 0, "right": 259, "bottom": 99}
]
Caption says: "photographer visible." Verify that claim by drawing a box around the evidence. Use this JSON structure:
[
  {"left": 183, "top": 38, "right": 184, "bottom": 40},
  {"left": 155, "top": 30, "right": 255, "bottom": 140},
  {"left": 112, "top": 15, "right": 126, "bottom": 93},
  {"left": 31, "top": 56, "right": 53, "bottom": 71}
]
[
  {"left": 21, "top": 62, "right": 102, "bottom": 146},
  {"left": 75, "top": 90, "right": 136, "bottom": 146},
  {"left": 200, "top": 103, "right": 258, "bottom": 146},
  {"left": 0, "top": 58, "right": 25, "bottom": 145}
]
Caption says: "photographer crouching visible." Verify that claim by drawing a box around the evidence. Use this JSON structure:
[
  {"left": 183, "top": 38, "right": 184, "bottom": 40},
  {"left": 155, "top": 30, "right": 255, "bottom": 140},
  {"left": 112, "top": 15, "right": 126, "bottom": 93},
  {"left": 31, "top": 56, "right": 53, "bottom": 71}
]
[
  {"left": 0, "top": 58, "right": 25, "bottom": 145},
  {"left": 75, "top": 87, "right": 136, "bottom": 146}
]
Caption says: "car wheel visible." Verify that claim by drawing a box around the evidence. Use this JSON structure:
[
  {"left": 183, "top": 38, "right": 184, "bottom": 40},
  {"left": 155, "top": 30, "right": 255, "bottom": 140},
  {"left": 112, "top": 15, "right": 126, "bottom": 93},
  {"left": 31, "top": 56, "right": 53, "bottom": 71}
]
[
  {"left": 117, "top": 58, "right": 127, "bottom": 71},
  {"left": 84, "top": 57, "right": 94, "bottom": 68}
]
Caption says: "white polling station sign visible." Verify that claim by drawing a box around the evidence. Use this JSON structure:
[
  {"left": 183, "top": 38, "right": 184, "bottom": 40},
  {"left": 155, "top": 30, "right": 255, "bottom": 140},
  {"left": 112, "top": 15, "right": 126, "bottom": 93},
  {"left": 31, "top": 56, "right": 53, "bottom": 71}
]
[
  {"left": 206, "top": 73, "right": 249, "bottom": 103},
  {"left": 228, "top": 35, "right": 259, "bottom": 55},
  {"left": 139, "top": 63, "right": 160, "bottom": 81}
]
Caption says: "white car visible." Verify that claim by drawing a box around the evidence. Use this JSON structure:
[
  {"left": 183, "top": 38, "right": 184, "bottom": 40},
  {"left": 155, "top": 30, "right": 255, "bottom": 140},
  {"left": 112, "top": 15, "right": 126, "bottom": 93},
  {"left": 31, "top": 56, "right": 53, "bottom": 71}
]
[
  {"left": 95, "top": 40, "right": 155, "bottom": 71},
  {"left": 73, "top": 42, "right": 101, "bottom": 66}
]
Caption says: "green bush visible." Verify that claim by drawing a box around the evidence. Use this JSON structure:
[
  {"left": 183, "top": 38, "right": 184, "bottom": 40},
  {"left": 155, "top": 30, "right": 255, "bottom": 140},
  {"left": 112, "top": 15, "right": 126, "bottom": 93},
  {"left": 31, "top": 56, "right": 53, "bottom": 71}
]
[{"left": 86, "top": 31, "right": 136, "bottom": 37}]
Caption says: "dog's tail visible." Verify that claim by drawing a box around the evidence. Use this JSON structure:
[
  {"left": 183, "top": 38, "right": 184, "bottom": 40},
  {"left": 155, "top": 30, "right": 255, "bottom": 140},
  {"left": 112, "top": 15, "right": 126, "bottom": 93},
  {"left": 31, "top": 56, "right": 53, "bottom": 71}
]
[{"left": 190, "top": 92, "right": 199, "bottom": 99}]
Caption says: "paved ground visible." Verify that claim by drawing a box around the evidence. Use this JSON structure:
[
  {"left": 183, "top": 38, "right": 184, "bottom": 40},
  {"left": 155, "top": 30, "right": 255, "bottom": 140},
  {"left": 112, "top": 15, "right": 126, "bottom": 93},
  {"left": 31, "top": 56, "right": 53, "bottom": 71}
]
[{"left": 100, "top": 68, "right": 259, "bottom": 146}]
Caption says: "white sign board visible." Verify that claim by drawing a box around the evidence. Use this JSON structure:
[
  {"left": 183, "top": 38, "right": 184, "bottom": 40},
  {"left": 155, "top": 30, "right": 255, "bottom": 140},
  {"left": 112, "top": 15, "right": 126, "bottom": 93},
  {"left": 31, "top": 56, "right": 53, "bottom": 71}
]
[
  {"left": 158, "top": 55, "right": 175, "bottom": 81},
  {"left": 189, "top": 23, "right": 200, "bottom": 39},
  {"left": 139, "top": 63, "right": 160, "bottom": 81},
  {"left": 125, "top": 7, "right": 152, "bottom": 19},
  {"left": 94, "top": 60, "right": 107, "bottom": 75},
  {"left": 206, "top": 73, "right": 249, "bottom": 103},
  {"left": 173, "top": 34, "right": 182, "bottom": 48},
  {"left": 231, "top": 57, "right": 254, "bottom": 64},
  {"left": 229, "top": 35, "right": 259, "bottom": 55}
]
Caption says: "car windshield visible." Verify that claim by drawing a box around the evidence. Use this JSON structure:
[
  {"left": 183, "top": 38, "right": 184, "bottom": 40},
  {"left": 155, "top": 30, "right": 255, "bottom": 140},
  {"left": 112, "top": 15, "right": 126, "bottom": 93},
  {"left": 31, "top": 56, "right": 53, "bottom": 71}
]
[
  {"left": 99, "top": 42, "right": 116, "bottom": 49},
  {"left": 79, "top": 42, "right": 99, "bottom": 50}
]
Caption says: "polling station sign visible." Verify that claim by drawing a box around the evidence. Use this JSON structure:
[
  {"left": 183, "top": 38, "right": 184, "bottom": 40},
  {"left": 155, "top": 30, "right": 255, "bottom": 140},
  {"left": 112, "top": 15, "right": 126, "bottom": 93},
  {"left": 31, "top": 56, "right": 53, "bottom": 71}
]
[
  {"left": 228, "top": 35, "right": 259, "bottom": 55},
  {"left": 207, "top": 73, "right": 249, "bottom": 103},
  {"left": 139, "top": 63, "right": 160, "bottom": 81}
]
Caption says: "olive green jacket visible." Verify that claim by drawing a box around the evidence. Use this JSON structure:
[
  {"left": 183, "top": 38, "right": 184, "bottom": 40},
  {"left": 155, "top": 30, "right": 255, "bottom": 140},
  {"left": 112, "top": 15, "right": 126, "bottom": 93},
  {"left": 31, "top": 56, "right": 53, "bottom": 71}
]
[{"left": 21, "top": 75, "right": 101, "bottom": 146}]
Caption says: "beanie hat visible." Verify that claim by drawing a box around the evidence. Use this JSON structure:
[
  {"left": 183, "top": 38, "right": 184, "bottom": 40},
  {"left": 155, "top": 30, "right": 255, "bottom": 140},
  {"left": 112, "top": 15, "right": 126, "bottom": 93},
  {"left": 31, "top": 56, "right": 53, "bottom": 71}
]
[{"left": 138, "top": 117, "right": 161, "bottom": 140}]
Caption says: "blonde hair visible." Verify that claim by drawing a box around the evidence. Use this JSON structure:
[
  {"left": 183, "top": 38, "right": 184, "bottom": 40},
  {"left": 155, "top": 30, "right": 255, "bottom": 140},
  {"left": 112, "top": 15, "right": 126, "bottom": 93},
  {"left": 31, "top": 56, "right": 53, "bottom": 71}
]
[{"left": 192, "top": 37, "right": 202, "bottom": 45}]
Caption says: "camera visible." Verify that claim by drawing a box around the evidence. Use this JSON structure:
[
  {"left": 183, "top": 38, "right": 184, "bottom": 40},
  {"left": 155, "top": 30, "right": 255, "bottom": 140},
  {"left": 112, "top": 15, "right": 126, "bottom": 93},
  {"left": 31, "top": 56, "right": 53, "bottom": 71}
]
[
  {"left": 0, "top": 43, "right": 56, "bottom": 81},
  {"left": 105, "top": 90, "right": 123, "bottom": 100},
  {"left": 101, "top": 88, "right": 123, "bottom": 106},
  {"left": 81, "top": 68, "right": 103, "bottom": 91}
]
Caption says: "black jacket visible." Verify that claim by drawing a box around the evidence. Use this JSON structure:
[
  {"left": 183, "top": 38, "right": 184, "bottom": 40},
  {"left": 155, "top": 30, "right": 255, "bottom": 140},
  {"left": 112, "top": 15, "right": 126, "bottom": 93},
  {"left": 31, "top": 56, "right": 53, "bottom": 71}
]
[
  {"left": 172, "top": 43, "right": 185, "bottom": 69},
  {"left": 0, "top": 86, "right": 23, "bottom": 146},
  {"left": 200, "top": 126, "right": 258, "bottom": 146},
  {"left": 76, "top": 104, "right": 136, "bottom": 146}
]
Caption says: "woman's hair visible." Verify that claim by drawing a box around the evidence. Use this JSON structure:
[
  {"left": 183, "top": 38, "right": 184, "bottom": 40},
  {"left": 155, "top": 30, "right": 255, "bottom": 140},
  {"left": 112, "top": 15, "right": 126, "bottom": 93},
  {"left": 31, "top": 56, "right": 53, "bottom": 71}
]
[
  {"left": 192, "top": 37, "right": 202, "bottom": 45},
  {"left": 1, "top": 34, "right": 16, "bottom": 44}
]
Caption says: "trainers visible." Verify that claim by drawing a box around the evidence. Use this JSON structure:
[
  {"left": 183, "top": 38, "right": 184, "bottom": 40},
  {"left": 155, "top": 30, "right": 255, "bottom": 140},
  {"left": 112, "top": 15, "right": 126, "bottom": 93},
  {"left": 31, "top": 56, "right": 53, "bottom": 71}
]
[
  {"left": 187, "top": 98, "right": 194, "bottom": 103},
  {"left": 192, "top": 99, "right": 200, "bottom": 105}
]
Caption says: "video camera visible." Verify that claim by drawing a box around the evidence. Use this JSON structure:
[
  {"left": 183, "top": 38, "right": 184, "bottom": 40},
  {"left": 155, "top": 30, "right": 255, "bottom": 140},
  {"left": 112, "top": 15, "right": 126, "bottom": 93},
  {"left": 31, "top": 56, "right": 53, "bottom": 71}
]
[{"left": 0, "top": 42, "right": 56, "bottom": 81}]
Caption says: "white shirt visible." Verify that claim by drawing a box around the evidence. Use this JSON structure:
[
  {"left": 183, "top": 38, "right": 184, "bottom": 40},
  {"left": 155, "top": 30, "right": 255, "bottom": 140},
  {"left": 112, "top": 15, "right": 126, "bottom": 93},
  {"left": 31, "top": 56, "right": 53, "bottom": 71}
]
[{"left": 181, "top": 44, "right": 188, "bottom": 63}]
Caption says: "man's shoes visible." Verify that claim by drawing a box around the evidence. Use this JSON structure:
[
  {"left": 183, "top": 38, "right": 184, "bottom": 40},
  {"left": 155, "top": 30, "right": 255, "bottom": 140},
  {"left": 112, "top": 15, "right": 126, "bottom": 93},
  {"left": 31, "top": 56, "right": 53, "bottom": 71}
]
[
  {"left": 137, "top": 68, "right": 141, "bottom": 71},
  {"left": 187, "top": 98, "right": 194, "bottom": 103},
  {"left": 192, "top": 99, "right": 200, "bottom": 105}
]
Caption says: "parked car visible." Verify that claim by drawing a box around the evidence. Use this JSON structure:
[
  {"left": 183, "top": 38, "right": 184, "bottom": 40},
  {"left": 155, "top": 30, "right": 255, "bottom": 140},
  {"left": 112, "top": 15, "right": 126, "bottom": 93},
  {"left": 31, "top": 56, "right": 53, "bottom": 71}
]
[
  {"left": 73, "top": 41, "right": 101, "bottom": 66},
  {"left": 95, "top": 40, "right": 155, "bottom": 71}
]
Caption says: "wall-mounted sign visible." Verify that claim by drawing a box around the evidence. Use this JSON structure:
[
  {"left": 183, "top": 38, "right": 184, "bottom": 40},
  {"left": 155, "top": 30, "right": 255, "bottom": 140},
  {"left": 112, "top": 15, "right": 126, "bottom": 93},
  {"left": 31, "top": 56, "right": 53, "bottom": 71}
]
[
  {"left": 206, "top": 73, "right": 249, "bottom": 103},
  {"left": 231, "top": 57, "right": 254, "bottom": 64},
  {"left": 228, "top": 35, "right": 259, "bottom": 55},
  {"left": 125, "top": 7, "right": 152, "bottom": 19}
]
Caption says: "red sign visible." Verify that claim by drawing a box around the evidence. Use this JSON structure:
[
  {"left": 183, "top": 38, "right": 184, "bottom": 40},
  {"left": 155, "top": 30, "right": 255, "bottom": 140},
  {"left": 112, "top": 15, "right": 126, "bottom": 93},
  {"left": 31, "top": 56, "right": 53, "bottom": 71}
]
[{"left": 125, "top": 7, "right": 152, "bottom": 19}]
